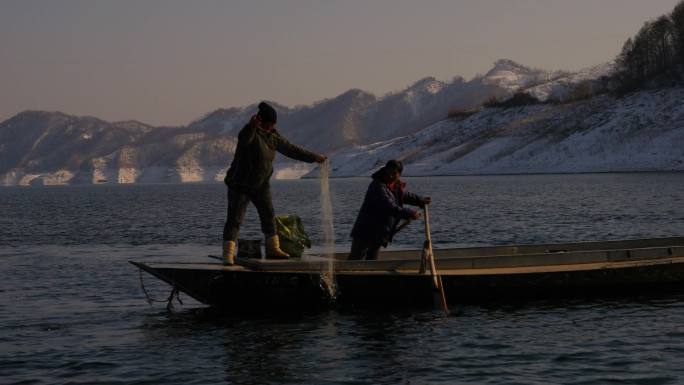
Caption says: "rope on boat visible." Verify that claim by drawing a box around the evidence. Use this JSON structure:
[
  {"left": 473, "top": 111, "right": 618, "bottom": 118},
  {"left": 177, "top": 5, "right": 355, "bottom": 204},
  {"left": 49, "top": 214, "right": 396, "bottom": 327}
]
[
  {"left": 166, "top": 286, "right": 183, "bottom": 310},
  {"left": 139, "top": 267, "right": 161, "bottom": 305},
  {"left": 138, "top": 267, "right": 183, "bottom": 309}
]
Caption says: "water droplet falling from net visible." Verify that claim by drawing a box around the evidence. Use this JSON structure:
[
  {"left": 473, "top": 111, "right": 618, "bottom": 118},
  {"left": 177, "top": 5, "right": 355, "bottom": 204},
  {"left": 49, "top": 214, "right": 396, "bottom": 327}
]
[{"left": 319, "top": 160, "right": 337, "bottom": 299}]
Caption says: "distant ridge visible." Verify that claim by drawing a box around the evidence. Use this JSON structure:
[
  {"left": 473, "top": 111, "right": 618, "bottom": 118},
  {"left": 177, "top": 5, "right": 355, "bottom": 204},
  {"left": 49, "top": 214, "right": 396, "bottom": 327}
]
[{"left": 1, "top": 59, "right": 620, "bottom": 186}]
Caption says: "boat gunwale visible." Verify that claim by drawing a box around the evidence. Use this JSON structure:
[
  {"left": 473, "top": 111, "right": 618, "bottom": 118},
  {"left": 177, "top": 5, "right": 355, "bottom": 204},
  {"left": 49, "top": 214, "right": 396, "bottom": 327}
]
[
  {"left": 322, "top": 236, "right": 684, "bottom": 260},
  {"left": 130, "top": 244, "right": 684, "bottom": 275}
]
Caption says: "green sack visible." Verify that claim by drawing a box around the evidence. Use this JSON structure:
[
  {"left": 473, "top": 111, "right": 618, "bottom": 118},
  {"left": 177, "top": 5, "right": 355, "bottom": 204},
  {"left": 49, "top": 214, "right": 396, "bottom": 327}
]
[{"left": 275, "top": 214, "right": 312, "bottom": 258}]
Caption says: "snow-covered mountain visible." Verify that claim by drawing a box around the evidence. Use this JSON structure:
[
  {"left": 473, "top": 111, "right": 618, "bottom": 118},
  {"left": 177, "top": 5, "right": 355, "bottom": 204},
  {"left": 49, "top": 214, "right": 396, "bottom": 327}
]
[
  {"left": 3, "top": 58, "right": 661, "bottom": 186},
  {"left": 480, "top": 58, "right": 616, "bottom": 102},
  {"left": 188, "top": 72, "right": 509, "bottom": 151},
  {"left": 315, "top": 87, "right": 684, "bottom": 177},
  {"left": 525, "top": 62, "right": 615, "bottom": 101},
  {"left": 482, "top": 59, "right": 562, "bottom": 91},
  {"left": 0, "top": 111, "right": 236, "bottom": 185}
]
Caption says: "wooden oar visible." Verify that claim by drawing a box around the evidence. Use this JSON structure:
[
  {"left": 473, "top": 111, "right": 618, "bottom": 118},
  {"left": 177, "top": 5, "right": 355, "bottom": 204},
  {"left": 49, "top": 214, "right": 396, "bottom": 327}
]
[{"left": 423, "top": 205, "right": 449, "bottom": 315}]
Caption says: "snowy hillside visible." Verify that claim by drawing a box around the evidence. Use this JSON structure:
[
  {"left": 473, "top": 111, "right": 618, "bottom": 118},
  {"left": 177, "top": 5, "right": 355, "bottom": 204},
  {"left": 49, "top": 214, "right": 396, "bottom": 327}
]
[
  {"left": 482, "top": 59, "right": 615, "bottom": 102},
  {"left": 318, "top": 87, "right": 684, "bottom": 177},
  {"left": 525, "top": 62, "right": 615, "bottom": 101},
  {"left": 482, "top": 59, "right": 561, "bottom": 91},
  {"left": 2, "top": 58, "right": 654, "bottom": 186}
]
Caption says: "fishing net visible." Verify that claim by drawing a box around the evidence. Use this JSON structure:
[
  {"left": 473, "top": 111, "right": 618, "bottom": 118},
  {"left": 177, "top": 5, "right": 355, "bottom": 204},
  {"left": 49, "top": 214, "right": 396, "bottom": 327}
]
[{"left": 275, "top": 214, "right": 312, "bottom": 258}]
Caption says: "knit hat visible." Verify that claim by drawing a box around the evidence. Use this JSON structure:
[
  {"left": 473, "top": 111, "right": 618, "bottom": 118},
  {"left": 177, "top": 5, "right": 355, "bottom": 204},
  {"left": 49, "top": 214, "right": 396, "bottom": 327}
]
[
  {"left": 384, "top": 159, "right": 403, "bottom": 174},
  {"left": 371, "top": 159, "right": 404, "bottom": 182},
  {"left": 257, "top": 102, "right": 277, "bottom": 124}
]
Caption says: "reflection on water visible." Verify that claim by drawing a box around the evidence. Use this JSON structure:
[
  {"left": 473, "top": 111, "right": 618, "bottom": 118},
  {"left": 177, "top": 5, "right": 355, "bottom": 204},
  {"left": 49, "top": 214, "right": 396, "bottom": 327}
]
[
  {"left": 2, "top": 173, "right": 684, "bottom": 249},
  {"left": 130, "top": 289, "right": 684, "bottom": 384},
  {"left": 2, "top": 174, "right": 684, "bottom": 384},
  {"left": 4, "top": 245, "right": 684, "bottom": 384}
]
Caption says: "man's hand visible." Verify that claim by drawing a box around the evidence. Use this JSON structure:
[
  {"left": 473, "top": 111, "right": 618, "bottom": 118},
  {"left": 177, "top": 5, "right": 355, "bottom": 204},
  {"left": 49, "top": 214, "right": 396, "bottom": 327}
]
[
  {"left": 419, "top": 196, "right": 432, "bottom": 208},
  {"left": 315, "top": 154, "right": 328, "bottom": 164},
  {"left": 410, "top": 210, "right": 421, "bottom": 220}
]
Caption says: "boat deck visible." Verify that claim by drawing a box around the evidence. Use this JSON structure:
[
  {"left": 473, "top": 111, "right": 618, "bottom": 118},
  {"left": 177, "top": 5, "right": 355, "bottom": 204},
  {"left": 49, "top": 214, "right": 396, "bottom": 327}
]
[
  {"left": 231, "top": 236, "right": 684, "bottom": 274},
  {"left": 131, "top": 237, "right": 684, "bottom": 306}
]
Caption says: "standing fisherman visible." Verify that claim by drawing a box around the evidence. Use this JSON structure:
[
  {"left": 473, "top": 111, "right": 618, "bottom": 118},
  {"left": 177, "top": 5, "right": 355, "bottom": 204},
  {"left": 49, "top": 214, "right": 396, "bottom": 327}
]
[
  {"left": 222, "top": 102, "right": 326, "bottom": 265},
  {"left": 349, "top": 160, "right": 431, "bottom": 260}
]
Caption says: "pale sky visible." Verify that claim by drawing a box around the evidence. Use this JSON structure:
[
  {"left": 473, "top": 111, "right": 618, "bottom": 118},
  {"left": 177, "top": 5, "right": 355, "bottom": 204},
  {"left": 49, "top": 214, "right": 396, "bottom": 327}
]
[{"left": 1, "top": 0, "right": 680, "bottom": 126}]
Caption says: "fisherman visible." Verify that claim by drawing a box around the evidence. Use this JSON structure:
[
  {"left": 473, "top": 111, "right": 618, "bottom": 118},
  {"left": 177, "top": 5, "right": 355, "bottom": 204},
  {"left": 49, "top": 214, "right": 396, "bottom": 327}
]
[
  {"left": 222, "top": 102, "right": 327, "bottom": 265},
  {"left": 349, "top": 160, "right": 431, "bottom": 260}
]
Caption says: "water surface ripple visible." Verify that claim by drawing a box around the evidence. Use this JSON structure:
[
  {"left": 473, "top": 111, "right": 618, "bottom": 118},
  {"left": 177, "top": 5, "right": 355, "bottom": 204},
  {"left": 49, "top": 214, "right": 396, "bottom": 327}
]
[{"left": 2, "top": 174, "right": 684, "bottom": 384}]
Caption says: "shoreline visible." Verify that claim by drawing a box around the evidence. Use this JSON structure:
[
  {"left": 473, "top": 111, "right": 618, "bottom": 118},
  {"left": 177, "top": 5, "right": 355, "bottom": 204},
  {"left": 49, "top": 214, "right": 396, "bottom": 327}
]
[{"left": 1, "top": 169, "right": 683, "bottom": 188}]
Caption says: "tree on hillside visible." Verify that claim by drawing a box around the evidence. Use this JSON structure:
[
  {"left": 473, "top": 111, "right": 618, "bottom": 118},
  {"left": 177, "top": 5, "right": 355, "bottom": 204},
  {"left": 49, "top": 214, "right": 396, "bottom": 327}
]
[
  {"left": 614, "top": 1, "right": 684, "bottom": 90},
  {"left": 483, "top": 92, "right": 541, "bottom": 109},
  {"left": 650, "top": 16, "right": 675, "bottom": 74},
  {"left": 616, "top": 23, "right": 653, "bottom": 86},
  {"left": 672, "top": 2, "right": 684, "bottom": 64}
]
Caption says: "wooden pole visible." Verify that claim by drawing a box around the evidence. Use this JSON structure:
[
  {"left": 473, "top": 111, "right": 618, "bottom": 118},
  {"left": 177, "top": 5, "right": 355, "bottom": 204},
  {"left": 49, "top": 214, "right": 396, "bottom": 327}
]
[{"left": 423, "top": 205, "right": 449, "bottom": 315}]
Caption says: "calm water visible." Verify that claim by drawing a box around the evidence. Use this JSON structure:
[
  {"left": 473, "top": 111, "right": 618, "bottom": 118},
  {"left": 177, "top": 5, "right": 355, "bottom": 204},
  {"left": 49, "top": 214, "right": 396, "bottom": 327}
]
[{"left": 3, "top": 174, "right": 684, "bottom": 384}]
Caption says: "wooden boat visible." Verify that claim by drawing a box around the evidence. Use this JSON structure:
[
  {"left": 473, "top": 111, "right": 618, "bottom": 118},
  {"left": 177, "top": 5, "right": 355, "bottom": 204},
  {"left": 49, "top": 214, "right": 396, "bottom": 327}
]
[{"left": 131, "top": 236, "right": 684, "bottom": 309}]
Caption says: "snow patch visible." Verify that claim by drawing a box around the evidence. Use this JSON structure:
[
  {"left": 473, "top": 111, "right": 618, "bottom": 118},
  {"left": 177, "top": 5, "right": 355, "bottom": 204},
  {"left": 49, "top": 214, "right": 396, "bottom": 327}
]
[
  {"left": 273, "top": 163, "right": 316, "bottom": 179},
  {"left": 322, "top": 87, "right": 684, "bottom": 177}
]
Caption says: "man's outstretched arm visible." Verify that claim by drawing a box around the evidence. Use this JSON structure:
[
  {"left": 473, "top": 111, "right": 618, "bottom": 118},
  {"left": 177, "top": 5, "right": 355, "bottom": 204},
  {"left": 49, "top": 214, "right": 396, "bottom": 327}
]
[{"left": 276, "top": 135, "right": 326, "bottom": 163}]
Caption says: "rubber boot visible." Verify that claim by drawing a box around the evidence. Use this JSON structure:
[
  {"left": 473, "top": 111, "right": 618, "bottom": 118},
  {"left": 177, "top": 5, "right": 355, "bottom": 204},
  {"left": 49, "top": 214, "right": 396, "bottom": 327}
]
[
  {"left": 265, "top": 235, "right": 290, "bottom": 259},
  {"left": 222, "top": 240, "right": 236, "bottom": 265}
]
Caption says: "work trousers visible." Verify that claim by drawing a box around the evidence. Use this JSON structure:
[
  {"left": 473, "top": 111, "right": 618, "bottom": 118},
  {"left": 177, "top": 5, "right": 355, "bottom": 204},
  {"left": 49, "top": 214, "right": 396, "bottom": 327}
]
[
  {"left": 348, "top": 237, "right": 383, "bottom": 260},
  {"left": 223, "top": 187, "right": 276, "bottom": 241}
]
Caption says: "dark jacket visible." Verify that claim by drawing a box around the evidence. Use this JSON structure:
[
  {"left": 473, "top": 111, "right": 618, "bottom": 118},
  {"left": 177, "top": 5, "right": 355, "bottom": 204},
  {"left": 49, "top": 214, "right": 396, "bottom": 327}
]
[
  {"left": 350, "top": 172, "right": 424, "bottom": 246},
  {"left": 225, "top": 123, "right": 319, "bottom": 192}
]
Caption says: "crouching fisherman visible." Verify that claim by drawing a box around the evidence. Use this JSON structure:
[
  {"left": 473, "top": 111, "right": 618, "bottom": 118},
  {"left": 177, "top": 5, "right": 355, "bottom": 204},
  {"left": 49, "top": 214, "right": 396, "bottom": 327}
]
[
  {"left": 349, "top": 160, "right": 431, "bottom": 260},
  {"left": 222, "top": 102, "right": 326, "bottom": 265}
]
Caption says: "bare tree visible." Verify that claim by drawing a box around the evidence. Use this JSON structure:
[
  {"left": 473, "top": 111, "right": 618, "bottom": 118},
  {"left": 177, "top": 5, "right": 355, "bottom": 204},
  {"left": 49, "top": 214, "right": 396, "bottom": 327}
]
[
  {"left": 650, "top": 16, "right": 675, "bottom": 73},
  {"left": 672, "top": 1, "right": 684, "bottom": 65},
  {"left": 614, "top": 1, "right": 684, "bottom": 89}
]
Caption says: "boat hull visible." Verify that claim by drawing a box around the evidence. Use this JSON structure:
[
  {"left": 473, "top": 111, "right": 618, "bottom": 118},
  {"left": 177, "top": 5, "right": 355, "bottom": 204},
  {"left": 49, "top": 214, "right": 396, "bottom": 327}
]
[{"left": 131, "top": 253, "right": 684, "bottom": 309}]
